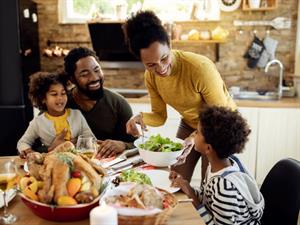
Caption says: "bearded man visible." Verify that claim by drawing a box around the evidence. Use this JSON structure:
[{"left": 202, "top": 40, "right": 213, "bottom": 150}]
[{"left": 64, "top": 47, "right": 135, "bottom": 158}]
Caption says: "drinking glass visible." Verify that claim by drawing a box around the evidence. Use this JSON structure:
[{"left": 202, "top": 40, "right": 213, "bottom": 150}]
[
  {"left": 76, "top": 135, "right": 97, "bottom": 159},
  {"left": 0, "top": 160, "right": 18, "bottom": 224}
]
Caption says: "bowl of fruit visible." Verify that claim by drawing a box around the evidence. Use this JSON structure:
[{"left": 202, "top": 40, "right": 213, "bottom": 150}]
[
  {"left": 18, "top": 141, "right": 106, "bottom": 222},
  {"left": 134, "top": 134, "right": 184, "bottom": 167}
]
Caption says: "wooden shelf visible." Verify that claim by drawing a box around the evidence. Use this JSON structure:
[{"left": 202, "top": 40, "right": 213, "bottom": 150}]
[
  {"left": 173, "top": 20, "right": 220, "bottom": 23},
  {"left": 242, "top": 0, "right": 277, "bottom": 11},
  {"left": 171, "top": 40, "right": 227, "bottom": 62}
]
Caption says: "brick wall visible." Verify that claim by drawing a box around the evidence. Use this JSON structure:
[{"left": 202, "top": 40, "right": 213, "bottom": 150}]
[{"left": 35, "top": 0, "right": 298, "bottom": 91}]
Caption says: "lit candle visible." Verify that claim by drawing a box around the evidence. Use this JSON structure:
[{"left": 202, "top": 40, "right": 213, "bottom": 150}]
[{"left": 90, "top": 203, "right": 118, "bottom": 225}]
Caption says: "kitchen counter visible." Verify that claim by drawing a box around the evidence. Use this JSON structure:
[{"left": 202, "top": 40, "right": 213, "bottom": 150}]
[{"left": 127, "top": 97, "right": 300, "bottom": 108}]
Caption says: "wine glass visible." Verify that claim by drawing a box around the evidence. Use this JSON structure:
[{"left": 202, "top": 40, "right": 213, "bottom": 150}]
[
  {"left": 0, "top": 159, "right": 18, "bottom": 224},
  {"left": 76, "top": 135, "right": 97, "bottom": 159}
]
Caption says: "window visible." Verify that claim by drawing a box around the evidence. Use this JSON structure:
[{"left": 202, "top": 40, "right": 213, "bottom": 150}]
[{"left": 58, "top": 0, "right": 195, "bottom": 24}]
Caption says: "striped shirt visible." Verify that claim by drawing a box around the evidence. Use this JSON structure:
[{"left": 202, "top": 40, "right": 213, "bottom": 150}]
[{"left": 195, "top": 156, "right": 264, "bottom": 225}]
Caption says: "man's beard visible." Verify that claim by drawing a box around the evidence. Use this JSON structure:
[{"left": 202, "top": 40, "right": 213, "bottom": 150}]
[{"left": 75, "top": 79, "right": 104, "bottom": 100}]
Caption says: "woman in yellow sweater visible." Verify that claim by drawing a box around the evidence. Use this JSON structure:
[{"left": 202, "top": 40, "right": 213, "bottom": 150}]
[{"left": 124, "top": 11, "right": 236, "bottom": 181}]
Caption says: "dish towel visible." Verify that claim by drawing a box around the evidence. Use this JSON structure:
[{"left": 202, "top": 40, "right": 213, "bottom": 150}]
[{"left": 257, "top": 36, "right": 278, "bottom": 68}]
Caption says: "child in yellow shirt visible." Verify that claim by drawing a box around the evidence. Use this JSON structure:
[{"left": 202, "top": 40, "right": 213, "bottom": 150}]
[{"left": 17, "top": 72, "right": 94, "bottom": 158}]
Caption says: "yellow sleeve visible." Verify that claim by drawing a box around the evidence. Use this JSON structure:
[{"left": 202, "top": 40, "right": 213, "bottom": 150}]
[
  {"left": 195, "top": 60, "right": 236, "bottom": 110},
  {"left": 142, "top": 71, "right": 167, "bottom": 127}
]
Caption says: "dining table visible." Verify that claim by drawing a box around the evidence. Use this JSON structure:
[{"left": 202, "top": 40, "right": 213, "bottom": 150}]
[{"left": 0, "top": 156, "right": 205, "bottom": 225}]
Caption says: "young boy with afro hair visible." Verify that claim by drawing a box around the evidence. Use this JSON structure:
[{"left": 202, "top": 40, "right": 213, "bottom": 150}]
[{"left": 170, "top": 106, "right": 264, "bottom": 224}]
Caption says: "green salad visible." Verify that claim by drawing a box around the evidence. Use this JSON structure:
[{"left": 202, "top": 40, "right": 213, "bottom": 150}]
[
  {"left": 119, "top": 169, "right": 152, "bottom": 185},
  {"left": 139, "top": 134, "right": 183, "bottom": 152}
]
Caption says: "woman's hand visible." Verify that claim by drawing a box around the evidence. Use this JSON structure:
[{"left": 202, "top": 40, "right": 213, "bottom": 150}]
[
  {"left": 96, "top": 140, "right": 126, "bottom": 158},
  {"left": 126, "top": 113, "right": 147, "bottom": 137}
]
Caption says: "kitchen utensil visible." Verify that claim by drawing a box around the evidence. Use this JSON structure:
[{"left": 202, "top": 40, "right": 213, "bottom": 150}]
[
  {"left": 108, "top": 156, "right": 143, "bottom": 176},
  {"left": 178, "top": 199, "right": 193, "bottom": 203},
  {"left": 101, "top": 148, "right": 139, "bottom": 168},
  {"left": 233, "top": 17, "right": 291, "bottom": 30}
]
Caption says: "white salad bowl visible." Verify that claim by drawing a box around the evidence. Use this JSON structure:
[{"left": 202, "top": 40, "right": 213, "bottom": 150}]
[{"left": 134, "top": 136, "right": 184, "bottom": 167}]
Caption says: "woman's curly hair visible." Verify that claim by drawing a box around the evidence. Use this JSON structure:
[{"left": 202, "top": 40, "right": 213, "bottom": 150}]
[
  {"left": 28, "top": 72, "right": 68, "bottom": 111},
  {"left": 199, "top": 106, "right": 251, "bottom": 159},
  {"left": 123, "top": 10, "right": 170, "bottom": 59}
]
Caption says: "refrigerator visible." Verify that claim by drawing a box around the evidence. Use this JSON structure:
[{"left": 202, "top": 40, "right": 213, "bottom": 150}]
[{"left": 0, "top": 0, "right": 40, "bottom": 155}]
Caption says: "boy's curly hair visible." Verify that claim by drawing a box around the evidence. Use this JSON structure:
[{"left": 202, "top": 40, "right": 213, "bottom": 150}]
[
  {"left": 123, "top": 10, "right": 170, "bottom": 59},
  {"left": 28, "top": 72, "right": 68, "bottom": 111},
  {"left": 199, "top": 106, "right": 251, "bottom": 159},
  {"left": 64, "top": 47, "right": 98, "bottom": 78}
]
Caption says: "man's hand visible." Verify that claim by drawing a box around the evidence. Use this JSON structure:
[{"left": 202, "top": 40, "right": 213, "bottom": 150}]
[
  {"left": 172, "top": 135, "right": 195, "bottom": 167},
  {"left": 126, "top": 113, "right": 147, "bottom": 137},
  {"left": 96, "top": 140, "right": 126, "bottom": 158},
  {"left": 48, "top": 129, "right": 67, "bottom": 152}
]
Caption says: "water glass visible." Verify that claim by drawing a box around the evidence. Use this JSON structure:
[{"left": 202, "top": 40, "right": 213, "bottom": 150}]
[{"left": 76, "top": 135, "right": 97, "bottom": 158}]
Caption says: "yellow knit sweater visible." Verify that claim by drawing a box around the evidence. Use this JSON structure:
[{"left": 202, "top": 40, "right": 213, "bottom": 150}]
[{"left": 142, "top": 50, "right": 236, "bottom": 129}]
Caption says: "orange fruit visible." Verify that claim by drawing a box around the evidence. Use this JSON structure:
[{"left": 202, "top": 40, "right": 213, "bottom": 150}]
[
  {"left": 57, "top": 196, "right": 77, "bottom": 206},
  {"left": 67, "top": 178, "right": 81, "bottom": 197},
  {"left": 23, "top": 187, "right": 39, "bottom": 201}
]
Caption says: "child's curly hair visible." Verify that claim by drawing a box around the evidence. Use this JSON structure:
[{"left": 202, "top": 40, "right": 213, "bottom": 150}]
[
  {"left": 28, "top": 72, "right": 68, "bottom": 111},
  {"left": 199, "top": 106, "right": 251, "bottom": 159}
]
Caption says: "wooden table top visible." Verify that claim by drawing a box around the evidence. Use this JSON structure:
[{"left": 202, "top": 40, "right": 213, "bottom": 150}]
[{"left": 0, "top": 156, "right": 205, "bottom": 225}]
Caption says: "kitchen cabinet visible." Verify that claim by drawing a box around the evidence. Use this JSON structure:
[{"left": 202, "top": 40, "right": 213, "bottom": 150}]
[
  {"left": 129, "top": 102, "right": 300, "bottom": 185},
  {"left": 235, "top": 107, "right": 259, "bottom": 177},
  {"left": 256, "top": 108, "right": 300, "bottom": 184}
]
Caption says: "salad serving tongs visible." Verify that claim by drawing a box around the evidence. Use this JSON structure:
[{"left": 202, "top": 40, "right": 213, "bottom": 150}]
[{"left": 139, "top": 124, "right": 148, "bottom": 145}]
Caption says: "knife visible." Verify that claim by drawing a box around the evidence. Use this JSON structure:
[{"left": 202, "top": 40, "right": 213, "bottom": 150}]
[
  {"left": 102, "top": 148, "right": 139, "bottom": 168},
  {"left": 108, "top": 156, "right": 143, "bottom": 175}
]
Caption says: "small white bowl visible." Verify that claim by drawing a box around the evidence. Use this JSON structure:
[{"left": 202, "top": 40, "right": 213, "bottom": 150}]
[{"left": 134, "top": 137, "right": 184, "bottom": 167}]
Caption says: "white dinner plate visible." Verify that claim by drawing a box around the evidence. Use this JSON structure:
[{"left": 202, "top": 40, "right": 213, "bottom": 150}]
[
  {"left": 0, "top": 189, "right": 17, "bottom": 208},
  {"left": 140, "top": 170, "right": 180, "bottom": 193}
]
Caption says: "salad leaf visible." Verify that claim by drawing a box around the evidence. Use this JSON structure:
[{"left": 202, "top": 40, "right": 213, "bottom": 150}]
[
  {"left": 139, "top": 134, "right": 182, "bottom": 152},
  {"left": 119, "top": 169, "right": 152, "bottom": 185}
]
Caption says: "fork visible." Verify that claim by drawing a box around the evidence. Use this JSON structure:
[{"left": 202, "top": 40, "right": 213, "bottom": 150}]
[{"left": 141, "top": 126, "right": 145, "bottom": 144}]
